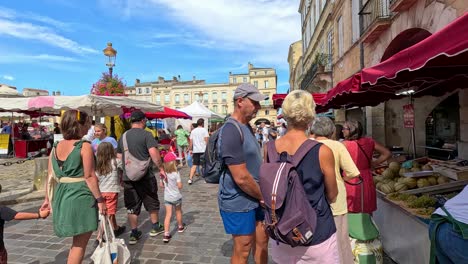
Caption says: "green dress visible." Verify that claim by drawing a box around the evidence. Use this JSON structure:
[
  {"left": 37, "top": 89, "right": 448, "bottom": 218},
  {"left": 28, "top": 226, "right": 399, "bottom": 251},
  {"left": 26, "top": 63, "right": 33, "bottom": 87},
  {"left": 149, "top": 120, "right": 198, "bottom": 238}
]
[{"left": 51, "top": 140, "right": 98, "bottom": 237}]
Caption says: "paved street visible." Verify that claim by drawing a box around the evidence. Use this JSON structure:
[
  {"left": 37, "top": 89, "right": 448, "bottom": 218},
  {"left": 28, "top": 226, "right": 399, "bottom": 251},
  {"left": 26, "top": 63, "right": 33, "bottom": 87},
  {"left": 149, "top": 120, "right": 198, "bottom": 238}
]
[
  {"left": 0, "top": 159, "right": 396, "bottom": 264},
  {"left": 3, "top": 163, "right": 263, "bottom": 264}
]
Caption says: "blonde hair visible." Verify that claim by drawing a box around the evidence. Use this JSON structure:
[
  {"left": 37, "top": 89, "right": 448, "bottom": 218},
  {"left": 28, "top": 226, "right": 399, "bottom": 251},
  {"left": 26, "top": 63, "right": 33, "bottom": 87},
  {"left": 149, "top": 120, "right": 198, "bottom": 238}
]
[
  {"left": 282, "top": 90, "right": 316, "bottom": 130},
  {"left": 163, "top": 160, "right": 177, "bottom": 173}
]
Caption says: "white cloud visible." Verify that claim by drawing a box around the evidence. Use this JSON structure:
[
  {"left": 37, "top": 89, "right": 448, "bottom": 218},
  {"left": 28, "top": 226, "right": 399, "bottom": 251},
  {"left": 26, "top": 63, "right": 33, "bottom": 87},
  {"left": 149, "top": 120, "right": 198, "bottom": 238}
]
[
  {"left": 113, "top": 0, "right": 301, "bottom": 66},
  {"left": 0, "top": 53, "right": 80, "bottom": 64},
  {"left": 2, "top": 74, "right": 14, "bottom": 81},
  {"left": 0, "top": 6, "right": 97, "bottom": 55},
  {"left": 0, "top": 19, "right": 98, "bottom": 54}
]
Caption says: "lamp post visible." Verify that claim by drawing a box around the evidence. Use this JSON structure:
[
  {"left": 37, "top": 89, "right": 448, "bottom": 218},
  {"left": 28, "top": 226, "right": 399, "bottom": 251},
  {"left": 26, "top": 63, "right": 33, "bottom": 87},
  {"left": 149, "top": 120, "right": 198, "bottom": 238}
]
[
  {"left": 103, "top": 42, "right": 118, "bottom": 138},
  {"left": 103, "top": 42, "right": 117, "bottom": 76}
]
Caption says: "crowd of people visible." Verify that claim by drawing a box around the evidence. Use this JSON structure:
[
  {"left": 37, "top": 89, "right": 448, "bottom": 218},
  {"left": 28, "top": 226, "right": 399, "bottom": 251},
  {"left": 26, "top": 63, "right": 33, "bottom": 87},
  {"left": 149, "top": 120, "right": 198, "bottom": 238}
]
[{"left": 1, "top": 82, "right": 464, "bottom": 264}]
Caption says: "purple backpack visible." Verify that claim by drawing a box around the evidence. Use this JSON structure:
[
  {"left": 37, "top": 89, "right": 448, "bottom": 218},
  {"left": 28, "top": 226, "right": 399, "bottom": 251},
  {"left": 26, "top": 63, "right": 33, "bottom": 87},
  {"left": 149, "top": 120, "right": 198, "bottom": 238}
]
[{"left": 259, "top": 140, "right": 319, "bottom": 247}]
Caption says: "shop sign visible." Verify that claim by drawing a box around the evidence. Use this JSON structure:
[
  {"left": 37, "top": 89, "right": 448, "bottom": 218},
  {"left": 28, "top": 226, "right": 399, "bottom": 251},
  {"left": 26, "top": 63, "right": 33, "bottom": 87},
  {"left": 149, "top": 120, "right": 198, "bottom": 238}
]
[{"left": 403, "top": 104, "right": 414, "bottom": 128}]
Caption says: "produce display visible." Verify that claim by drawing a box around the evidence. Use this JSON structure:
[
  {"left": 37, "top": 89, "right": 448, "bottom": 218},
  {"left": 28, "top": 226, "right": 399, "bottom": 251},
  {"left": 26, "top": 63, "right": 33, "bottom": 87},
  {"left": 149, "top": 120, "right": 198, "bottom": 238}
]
[{"left": 373, "top": 161, "right": 451, "bottom": 194}]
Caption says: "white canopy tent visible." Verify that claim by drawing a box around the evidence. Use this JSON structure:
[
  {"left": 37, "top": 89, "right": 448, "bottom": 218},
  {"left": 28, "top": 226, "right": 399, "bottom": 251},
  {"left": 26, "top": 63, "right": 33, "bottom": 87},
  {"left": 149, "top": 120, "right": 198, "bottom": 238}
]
[
  {"left": 0, "top": 94, "right": 163, "bottom": 116},
  {"left": 178, "top": 101, "right": 225, "bottom": 129},
  {"left": 178, "top": 101, "right": 224, "bottom": 119}
]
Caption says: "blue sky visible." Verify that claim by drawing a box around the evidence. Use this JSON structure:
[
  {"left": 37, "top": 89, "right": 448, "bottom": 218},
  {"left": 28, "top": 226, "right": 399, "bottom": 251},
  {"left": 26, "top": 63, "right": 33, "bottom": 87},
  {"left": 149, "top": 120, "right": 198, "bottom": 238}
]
[{"left": 0, "top": 0, "right": 301, "bottom": 95}]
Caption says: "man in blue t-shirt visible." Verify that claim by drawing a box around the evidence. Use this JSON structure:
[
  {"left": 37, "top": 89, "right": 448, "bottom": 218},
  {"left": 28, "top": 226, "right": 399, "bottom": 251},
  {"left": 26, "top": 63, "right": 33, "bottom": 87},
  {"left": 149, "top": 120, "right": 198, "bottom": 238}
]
[{"left": 218, "top": 83, "right": 269, "bottom": 264}]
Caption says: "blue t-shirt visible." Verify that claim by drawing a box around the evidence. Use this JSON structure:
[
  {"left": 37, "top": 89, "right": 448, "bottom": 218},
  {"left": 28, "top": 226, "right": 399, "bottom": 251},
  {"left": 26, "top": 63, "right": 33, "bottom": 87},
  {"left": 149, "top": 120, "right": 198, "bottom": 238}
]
[
  {"left": 218, "top": 120, "right": 262, "bottom": 212},
  {"left": 92, "top": 136, "right": 118, "bottom": 154}
]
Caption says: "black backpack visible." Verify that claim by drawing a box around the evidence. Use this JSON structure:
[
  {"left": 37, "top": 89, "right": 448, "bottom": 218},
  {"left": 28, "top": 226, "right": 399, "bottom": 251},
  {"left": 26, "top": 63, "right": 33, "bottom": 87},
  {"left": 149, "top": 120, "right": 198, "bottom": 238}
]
[{"left": 203, "top": 119, "right": 243, "bottom": 183}]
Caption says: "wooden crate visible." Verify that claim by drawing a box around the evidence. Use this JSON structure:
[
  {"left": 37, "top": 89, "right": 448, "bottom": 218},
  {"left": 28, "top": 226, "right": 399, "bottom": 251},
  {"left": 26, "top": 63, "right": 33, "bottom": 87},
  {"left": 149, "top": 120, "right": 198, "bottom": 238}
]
[{"left": 430, "top": 162, "right": 468, "bottom": 180}]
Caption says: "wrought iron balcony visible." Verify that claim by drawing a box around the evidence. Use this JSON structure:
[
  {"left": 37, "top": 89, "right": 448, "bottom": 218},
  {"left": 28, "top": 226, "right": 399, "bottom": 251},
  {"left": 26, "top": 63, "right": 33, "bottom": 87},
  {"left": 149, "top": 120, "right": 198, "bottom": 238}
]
[
  {"left": 360, "top": 0, "right": 392, "bottom": 43},
  {"left": 389, "top": 0, "right": 418, "bottom": 12}
]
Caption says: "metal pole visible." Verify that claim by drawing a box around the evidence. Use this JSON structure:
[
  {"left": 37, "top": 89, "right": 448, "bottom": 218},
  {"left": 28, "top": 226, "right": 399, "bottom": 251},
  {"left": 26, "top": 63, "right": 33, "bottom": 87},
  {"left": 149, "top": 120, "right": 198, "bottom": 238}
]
[
  {"left": 410, "top": 94, "right": 417, "bottom": 158},
  {"left": 108, "top": 66, "right": 116, "bottom": 139}
]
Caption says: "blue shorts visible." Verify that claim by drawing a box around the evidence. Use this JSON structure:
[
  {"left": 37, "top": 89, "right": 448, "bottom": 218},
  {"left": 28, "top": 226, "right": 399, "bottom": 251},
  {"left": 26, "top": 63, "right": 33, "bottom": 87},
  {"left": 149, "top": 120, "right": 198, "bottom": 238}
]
[{"left": 220, "top": 207, "right": 265, "bottom": 235}]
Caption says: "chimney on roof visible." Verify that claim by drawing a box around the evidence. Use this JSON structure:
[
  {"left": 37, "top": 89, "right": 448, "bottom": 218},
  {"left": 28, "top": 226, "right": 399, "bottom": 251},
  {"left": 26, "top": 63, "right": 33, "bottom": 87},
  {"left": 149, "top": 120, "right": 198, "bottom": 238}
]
[
  {"left": 56, "top": 91, "right": 61, "bottom": 96},
  {"left": 158, "top": 76, "right": 164, "bottom": 83},
  {"left": 193, "top": 76, "right": 196, "bottom": 83},
  {"left": 52, "top": 91, "right": 56, "bottom": 96},
  {"left": 135, "top": 79, "right": 140, "bottom": 84},
  {"left": 173, "top": 76, "right": 178, "bottom": 82},
  {"left": 248, "top": 62, "right": 253, "bottom": 70}
]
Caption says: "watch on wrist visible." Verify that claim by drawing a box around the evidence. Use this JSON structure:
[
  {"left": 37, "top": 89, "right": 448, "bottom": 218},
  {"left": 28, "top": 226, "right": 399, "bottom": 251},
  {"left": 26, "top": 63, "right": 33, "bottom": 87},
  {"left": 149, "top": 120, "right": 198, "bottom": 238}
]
[{"left": 96, "top": 197, "right": 105, "bottom": 203}]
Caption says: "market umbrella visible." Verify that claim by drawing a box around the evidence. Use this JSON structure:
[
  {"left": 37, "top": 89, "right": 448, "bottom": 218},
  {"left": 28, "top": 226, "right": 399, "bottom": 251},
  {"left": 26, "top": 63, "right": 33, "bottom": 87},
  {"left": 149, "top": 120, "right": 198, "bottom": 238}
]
[
  {"left": 145, "top": 107, "right": 192, "bottom": 119},
  {"left": 0, "top": 95, "right": 163, "bottom": 116}
]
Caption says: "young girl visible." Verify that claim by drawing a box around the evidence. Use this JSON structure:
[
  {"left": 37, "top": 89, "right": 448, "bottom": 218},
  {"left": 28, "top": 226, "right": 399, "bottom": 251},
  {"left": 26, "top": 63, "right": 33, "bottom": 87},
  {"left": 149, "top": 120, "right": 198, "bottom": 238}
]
[
  {"left": 161, "top": 152, "right": 186, "bottom": 243},
  {"left": 95, "top": 142, "right": 126, "bottom": 237}
]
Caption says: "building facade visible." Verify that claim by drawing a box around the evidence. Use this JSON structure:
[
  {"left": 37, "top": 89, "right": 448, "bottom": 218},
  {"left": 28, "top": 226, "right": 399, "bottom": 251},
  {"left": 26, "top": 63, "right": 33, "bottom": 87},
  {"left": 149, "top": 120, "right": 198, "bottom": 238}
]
[
  {"left": 287, "top": 40, "right": 303, "bottom": 91},
  {"left": 125, "top": 63, "right": 278, "bottom": 125},
  {"left": 22, "top": 88, "right": 49, "bottom": 97},
  {"left": 296, "top": 0, "right": 468, "bottom": 158}
]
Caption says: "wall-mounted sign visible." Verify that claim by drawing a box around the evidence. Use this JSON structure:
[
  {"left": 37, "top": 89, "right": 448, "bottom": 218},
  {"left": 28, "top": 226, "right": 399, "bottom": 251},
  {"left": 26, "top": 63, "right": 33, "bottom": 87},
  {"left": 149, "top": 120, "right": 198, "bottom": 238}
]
[{"left": 403, "top": 104, "right": 414, "bottom": 128}]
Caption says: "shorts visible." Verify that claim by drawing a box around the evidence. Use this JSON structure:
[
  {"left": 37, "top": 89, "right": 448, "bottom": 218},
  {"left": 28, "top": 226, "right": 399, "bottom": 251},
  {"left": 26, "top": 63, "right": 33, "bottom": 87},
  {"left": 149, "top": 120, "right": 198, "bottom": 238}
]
[
  {"left": 192, "top": 153, "right": 203, "bottom": 166},
  {"left": 220, "top": 207, "right": 265, "bottom": 235},
  {"left": 102, "top": 192, "right": 118, "bottom": 215},
  {"left": 165, "top": 198, "right": 182, "bottom": 206},
  {"left": 123, "top": 176, "right": 160, "bottom": 215}
]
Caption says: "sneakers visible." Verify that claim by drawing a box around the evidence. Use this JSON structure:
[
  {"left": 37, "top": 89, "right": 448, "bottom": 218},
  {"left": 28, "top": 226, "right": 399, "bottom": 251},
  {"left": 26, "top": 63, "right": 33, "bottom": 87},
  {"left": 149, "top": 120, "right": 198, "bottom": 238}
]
[
  {"left": 163, "top": 234, "right": 172, "bottom": 243},
  {"left": 129, "top": 230, "right": 142, "bottom": 245},
  {"left": 178, "top": 224, "right": 187, "bottom": 233},
  {"left": 188, "top": 179, "right": 193, "bottom": 185},
  {"left": 114, "top": 226, "right": 126, "bottom": 237},
  {"left": 149, "top": 223, "right": 164, "bottom": 237}
]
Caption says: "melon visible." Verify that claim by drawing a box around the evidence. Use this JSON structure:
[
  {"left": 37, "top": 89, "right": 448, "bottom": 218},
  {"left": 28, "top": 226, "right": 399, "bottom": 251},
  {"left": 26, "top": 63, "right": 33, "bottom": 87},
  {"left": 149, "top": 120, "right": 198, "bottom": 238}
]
[
  {"left": 376, "top": 182, "right": 384, "bottom": 191},
  {"left": 427, "top": 176, "right": 438, "bottom": 186},
  {"left": 382, "top": 169, "right": 394, "bottom": 179},
  {"left": 373, "top": 176, "right": 384, "bottom": 183},
  {"left": 422, "top": 164, "right": 433, "bottom": 171},
  {"left": 389, "top": 162, "right": 400, "bottom": 173},
  {"left": 380, "top": 183, "right": 395, "bottom": 194},
  {"left": 412, "top": 161, "right": 421, "bottom": 168},
  {"left": 411, "top": 167, "right": 422, "bottom": 172},
  {"left": 394, "top": 182, "right": 408, "bottom": 192},
  {"left": 403, "top": 178, "right": 418, "bottom": 189},
  {"left": 417, "top": 178, "right": 430, "bottom": 188},
  {"left": 399, "top": 168, "right": 410, "bottom": 177},
  {"left": 437, "top": 176, "right": 451, "bottom": 184}
]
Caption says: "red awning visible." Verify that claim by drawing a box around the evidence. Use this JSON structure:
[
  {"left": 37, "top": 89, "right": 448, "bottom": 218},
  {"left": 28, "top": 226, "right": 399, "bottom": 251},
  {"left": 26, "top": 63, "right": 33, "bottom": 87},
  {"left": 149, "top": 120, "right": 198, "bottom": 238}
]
[
  {"left": 272, "top": 93, "right": 328, "bottom": 113},
  {"left": 145, "top": 107, "right": 192, "bottom": 119},
  {"left": 361, "top": 13, "right": 468, "bottom": 90}
]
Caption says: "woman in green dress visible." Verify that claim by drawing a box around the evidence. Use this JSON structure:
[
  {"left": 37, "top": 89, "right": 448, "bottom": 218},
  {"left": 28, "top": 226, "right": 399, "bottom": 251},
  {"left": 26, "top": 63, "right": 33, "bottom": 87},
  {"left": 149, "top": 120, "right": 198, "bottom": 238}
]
[{"left": 41, "top": 110, "right": 107, "bottom": 264}]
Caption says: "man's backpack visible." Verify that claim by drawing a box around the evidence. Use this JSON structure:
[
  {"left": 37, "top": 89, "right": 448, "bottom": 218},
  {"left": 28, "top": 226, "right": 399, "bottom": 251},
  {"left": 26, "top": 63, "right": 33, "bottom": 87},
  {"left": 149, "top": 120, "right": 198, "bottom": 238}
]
[
  {"left": 202, "top": 119, "right": 243, "bottom": 184},
  {"left": 122, "top": 131, "right": 151, "bottom": 181},
  {"left": 259, "top": 140, "right": 319, "bottom": 247}
]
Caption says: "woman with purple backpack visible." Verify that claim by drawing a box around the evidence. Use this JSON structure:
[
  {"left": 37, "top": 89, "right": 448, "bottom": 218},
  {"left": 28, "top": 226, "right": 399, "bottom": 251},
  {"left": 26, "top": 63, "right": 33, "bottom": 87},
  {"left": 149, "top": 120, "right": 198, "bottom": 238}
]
[{"left": 267, "top": 90, "right": 339, "bottom": 263}]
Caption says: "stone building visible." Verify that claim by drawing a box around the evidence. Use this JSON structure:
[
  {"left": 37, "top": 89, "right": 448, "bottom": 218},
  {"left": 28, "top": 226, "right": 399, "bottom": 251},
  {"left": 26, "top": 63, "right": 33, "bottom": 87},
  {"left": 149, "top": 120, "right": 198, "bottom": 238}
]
[
  {"left": 294, "top": 0, "right": 468, "bottom": 159},
  {"left": 287, "top": 40, "right": 303, "bottom": 91},
  {"left": 22, "top": 88, "right": 49, "bottom": 97},
  {"left": 125, "top": 63, "right": 278, "bottom": 125}
]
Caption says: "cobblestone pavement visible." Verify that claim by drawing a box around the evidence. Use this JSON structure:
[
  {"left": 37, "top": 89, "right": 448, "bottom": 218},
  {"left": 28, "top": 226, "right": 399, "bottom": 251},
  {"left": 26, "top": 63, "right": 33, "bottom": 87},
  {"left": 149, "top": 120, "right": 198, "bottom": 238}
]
[{"left": 1, "top": 160, "right": 397, "bottom": 264}]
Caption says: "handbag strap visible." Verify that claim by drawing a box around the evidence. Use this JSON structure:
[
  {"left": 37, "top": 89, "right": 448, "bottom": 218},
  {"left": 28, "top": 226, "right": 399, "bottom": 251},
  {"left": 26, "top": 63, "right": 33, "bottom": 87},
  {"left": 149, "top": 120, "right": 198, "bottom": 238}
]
[{"left": 357, "top": 141, "right": 371, "bottom": 165}]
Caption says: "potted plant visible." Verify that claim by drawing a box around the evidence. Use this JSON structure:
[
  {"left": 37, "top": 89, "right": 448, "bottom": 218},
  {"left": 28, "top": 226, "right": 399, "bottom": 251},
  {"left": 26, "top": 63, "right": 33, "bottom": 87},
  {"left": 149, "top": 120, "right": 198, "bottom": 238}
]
[{"left": 314, "top": 53, "right": 329, "bottom": 72}]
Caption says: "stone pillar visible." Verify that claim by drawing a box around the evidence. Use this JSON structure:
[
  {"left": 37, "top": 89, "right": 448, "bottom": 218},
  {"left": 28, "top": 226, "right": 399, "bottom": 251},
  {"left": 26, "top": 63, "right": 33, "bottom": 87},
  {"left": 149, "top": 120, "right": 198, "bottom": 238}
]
[
  {"left": 366, "top": 104, "right": 386, "bottom": 145},
  {"left": 458, "top": 90, "right": 468, "bottom": 160},
  {"left": 334, "top": 109, "right": 346, "bottom": 124},
  {"left": 33, "top": 157, "right": 49, "bottom": 191}
]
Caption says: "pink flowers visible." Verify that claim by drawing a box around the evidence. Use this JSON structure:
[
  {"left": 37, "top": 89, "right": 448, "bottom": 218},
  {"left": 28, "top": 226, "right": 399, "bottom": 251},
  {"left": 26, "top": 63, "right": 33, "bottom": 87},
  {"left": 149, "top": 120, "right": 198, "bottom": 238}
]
[{"left": 90, "top": 72, "right": 127, "bottom": 96}]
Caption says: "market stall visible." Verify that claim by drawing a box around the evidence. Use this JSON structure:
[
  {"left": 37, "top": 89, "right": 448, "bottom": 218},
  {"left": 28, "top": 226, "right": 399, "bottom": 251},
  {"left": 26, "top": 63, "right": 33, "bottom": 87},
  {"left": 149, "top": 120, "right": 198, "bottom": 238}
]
[
  {"left": 371, "top": 157, "right": 468, "bottom": 264},
  {"left": 0, "top": 95, "right": 163, "bottom": 158}
]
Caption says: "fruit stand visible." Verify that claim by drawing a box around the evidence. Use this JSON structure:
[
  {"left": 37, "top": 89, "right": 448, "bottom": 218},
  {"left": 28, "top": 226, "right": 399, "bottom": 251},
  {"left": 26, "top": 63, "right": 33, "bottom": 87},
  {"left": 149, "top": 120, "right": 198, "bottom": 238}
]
[{"left": 372, "top": 159, "right": 468, "bottom": 264}]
